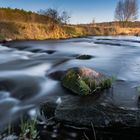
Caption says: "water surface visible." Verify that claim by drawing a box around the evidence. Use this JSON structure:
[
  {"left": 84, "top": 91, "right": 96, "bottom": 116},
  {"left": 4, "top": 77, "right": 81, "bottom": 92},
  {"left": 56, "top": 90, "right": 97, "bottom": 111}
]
[{"left": 0, "top": 36, "right": 140, "bottom": 130}]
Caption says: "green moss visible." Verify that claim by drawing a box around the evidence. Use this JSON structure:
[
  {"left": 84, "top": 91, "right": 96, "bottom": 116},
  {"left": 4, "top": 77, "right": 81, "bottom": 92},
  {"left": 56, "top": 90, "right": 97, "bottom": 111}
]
[
  {"left": 0, "top": 35, "right": 5, "bottom": 41},
  {"left": 62, "top": 69, "right": 112, "bottom": 96},
  {"left": 77, "top": 79, "right": 91, "bottom": 95},
  {"left": 99, "top": 78, "right": 112, "bottom": 89},
  {"left": 62, "top": 69, "right": 80, "bottom": 94}
]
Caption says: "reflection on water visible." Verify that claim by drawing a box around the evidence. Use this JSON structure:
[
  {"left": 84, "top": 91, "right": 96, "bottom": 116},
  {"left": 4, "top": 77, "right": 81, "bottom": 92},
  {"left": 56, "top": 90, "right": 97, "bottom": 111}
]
[{"left": 0, "top": 36, "right": 140, "bottom": 130}]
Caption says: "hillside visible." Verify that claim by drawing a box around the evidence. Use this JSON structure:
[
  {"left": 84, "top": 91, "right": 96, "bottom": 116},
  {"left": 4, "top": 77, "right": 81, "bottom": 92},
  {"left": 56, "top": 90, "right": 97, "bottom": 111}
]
[{"left": 0, "top": 8, "right": 140, "bottom": 41}]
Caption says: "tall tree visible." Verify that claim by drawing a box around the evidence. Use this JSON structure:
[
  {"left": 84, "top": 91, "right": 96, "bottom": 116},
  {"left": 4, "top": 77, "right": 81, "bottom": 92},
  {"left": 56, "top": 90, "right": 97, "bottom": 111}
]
[
  {"left": 115, "top": 0, "right": 124, "bottom": 22},
  {"left": 115, "top": 0, "right": 138, "bottom": 24}
]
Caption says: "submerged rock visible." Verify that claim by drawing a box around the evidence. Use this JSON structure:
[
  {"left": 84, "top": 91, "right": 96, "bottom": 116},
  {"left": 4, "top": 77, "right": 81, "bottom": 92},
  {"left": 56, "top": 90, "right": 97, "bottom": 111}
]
[
  {"left": 76, "top": 55, "right": 93, "bottom": 60},
  {"left": 49, "top": 71, "right": 65, "bottom": 81},
  {"left": 40, "top": 95, "right": 140, "bottom": 128},
  {"left": 41, "top": 50, "right": 56, "bottom": 54},
  {"left": 55, "top": 95, "right": 140, "bottom": 127},
  {"left": 62, "top": 67, "right": 112, "bottom": 95}
]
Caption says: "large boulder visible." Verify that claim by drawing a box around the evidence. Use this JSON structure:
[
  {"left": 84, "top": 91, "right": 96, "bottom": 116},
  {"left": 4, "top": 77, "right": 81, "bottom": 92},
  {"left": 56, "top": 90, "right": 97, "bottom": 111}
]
[
  {"left": 55, "top": 95, "right": 140, "bottom": 127},
  {"left": 40, "top": 95, "right": 140, "bottom": 128},
  {"left": 62, "top": 67, "right": 112, "bottom": 95}
]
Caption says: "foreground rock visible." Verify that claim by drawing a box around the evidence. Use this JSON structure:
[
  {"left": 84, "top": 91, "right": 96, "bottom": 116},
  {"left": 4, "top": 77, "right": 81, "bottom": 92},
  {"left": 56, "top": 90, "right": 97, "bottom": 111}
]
[
  {"left": 55, "top": 96, "right": 140, "bottom": 127},
  {"left": 62, "top": 67, "right": 112, "bottom": 95},
  {"left": 40, "top": 95, "right": 140, "bottom": 128}
]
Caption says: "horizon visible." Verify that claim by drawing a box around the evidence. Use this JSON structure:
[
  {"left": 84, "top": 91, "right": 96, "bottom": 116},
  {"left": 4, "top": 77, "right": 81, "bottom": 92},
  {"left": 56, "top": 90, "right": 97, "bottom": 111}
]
[{"left": 0, "top": 0, "right": 140, "bottom": 24}]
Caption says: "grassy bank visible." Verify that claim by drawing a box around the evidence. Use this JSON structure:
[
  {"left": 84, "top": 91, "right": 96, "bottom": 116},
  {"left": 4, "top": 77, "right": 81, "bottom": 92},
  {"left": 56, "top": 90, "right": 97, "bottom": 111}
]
[
  {"left": 0, "top": 22, "right": 130, "bottom": 41},
  {"left": 0, "top": 7, "right": 140, "bottom": 41},
  {"left": 0, "top": 21, "right": 140, "bottom": 41}
]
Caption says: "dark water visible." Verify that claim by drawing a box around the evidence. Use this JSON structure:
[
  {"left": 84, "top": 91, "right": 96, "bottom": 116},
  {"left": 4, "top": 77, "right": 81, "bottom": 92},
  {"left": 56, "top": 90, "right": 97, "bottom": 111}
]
[{"left": 0, "top": 36, "right": 140, "bottom": 131}]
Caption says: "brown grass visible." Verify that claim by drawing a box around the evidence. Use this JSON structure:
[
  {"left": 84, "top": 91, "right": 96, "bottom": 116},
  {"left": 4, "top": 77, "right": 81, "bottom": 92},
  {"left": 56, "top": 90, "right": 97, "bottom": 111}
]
[{"left": 0, "top": 21, "right": 139, "bottom": 41}]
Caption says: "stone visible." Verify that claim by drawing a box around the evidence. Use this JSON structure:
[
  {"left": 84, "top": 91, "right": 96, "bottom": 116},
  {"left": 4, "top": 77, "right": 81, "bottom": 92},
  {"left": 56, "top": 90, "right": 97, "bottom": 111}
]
[
  {"left": 39, "top": 95, "right": 140, "bottom": 128},
  {"left": 62, "top": 67, "right": 112, "bottom": 95},
  {"left": 76, "top": 55, "right": 93, "bottom": 60},
  {"left": 55, "top": 95, "right": 140, "bottom": 127}
]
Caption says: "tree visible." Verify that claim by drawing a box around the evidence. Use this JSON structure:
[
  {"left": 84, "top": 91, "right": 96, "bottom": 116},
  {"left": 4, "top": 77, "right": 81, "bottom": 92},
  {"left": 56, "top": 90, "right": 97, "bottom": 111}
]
[
  {"left": 38, "top": 8, "right": 60, "bottom": 23},
  {"left": 60, "top": 11, "right": 70, "bottom": 24},
  {"left": 91, "top": 18, "right": 96, "bottom": 27},
  {"left": 115, "top": 0, "right": 124, "bottom": 22},
  {"left": 115, "top": 0, "right": 138, "bottom": 25},
  {"left": 38, "top": 8, "right": 71, "bottom": 24}
]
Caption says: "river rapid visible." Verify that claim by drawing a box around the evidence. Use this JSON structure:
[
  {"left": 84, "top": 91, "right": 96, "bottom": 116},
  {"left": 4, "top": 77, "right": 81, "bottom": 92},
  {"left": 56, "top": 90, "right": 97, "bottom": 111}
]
[{"left": 0, "top": 36, "right": 140, "bottom": 132}]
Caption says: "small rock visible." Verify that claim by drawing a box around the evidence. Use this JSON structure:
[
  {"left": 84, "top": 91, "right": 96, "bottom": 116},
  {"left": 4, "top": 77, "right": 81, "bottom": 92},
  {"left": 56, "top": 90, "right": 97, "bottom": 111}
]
[{"left": 76, "top": 55, "right": 93, "bottom": 60}]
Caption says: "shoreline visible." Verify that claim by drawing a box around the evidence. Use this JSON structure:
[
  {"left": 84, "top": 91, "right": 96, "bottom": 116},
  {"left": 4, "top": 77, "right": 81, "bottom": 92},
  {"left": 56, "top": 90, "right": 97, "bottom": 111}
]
[{"left": 0, "top": 34, "right": 139, "bottom": 44}]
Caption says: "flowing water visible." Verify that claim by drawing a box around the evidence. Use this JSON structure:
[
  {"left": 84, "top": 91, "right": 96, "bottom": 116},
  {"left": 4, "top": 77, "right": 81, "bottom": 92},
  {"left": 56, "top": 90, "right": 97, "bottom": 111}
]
[{"left": 0, "top": 36, "right": 140, "bottom": 131}]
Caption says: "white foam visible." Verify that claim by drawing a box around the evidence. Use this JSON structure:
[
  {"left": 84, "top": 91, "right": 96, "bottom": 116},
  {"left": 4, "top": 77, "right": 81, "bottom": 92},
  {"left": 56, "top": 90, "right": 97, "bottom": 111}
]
[
  {"left": 56, "top": 97, "right": 62, "bottom": 104},
  {"left": 0, "top": 63, "right": 52, "bottom": 77}
]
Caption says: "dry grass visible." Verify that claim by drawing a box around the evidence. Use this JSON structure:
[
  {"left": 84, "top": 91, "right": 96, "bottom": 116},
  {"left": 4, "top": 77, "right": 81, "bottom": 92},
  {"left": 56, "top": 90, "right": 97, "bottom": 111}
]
[
  {"left": 0, "top": 21, "right": 139, "bottom": 40},
  {"left": 118, "top": 27, "right": 140, "bottom": 35},
  {"left": 0, "top": 21, "right": 68, "bottom": 40}
]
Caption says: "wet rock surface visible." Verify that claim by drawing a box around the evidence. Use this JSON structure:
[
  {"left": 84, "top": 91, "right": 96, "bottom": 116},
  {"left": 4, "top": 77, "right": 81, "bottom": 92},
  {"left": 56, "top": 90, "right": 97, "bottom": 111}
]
[
  {"left": 38, "top": 92, "right": 140, "bottom": 140},
  {"left": 40, "top": 94, "right": 140, "bottom": 128},
  {"left": 55, "top": 96, "right": 140, "bottom": 127}
]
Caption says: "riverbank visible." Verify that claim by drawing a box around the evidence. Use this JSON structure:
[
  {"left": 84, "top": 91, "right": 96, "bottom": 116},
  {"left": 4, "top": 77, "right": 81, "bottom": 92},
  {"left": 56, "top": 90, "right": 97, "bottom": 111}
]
[{"left": 0, "top": 21, "right": 140, "bottom": 42}]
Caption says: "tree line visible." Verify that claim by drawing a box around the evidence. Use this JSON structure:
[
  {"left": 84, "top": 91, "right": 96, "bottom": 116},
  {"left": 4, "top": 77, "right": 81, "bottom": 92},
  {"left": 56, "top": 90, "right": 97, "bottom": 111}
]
[{"left": 0, "top": 7, "right": 70, "bottom": 24}]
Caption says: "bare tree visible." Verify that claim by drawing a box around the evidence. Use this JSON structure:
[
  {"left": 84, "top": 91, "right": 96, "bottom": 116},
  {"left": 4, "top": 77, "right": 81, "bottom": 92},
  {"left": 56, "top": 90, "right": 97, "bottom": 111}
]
[
  {"left": 38, "top": 8, "right": 70, "bottom": 24},
  {"left": 60, "top": 11, "right": 70, "bottom": 24},
  {"left": 91, "top": 18, "right": 96, "bottom": 27},
  {"left": 115, "top": 0, "right": 138, "bottom": 25},
  {"left": 115, "top": 0, "right": 124, "bottom": 22},
  {"left": 38, "top": 8, "right": 61, "bottom": 23}
]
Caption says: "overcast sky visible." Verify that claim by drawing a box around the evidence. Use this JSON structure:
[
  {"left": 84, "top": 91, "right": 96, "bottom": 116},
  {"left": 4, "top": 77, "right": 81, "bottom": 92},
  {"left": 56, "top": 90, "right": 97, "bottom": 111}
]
[{"left": 0, "top": 0, "right": 140, "bottom": 24}]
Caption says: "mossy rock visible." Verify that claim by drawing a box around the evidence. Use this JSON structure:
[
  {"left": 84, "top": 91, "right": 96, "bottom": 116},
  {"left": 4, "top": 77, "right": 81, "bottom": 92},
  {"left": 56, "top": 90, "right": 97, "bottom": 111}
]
[{"left": 62, "top": 67, "right": 112, "bottom": 96}]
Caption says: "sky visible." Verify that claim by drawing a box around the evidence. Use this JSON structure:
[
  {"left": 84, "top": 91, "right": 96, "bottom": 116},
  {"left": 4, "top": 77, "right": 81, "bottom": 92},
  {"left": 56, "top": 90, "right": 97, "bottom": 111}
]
[{"left": 0, "top": 0, "right": 140, "bottom": 24}]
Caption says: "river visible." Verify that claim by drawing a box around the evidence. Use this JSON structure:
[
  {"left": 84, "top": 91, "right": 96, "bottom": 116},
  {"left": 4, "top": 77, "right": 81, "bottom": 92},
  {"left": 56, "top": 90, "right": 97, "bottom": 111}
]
[{"left": 0, "top": 36, "right": 140, "bottom": 133}]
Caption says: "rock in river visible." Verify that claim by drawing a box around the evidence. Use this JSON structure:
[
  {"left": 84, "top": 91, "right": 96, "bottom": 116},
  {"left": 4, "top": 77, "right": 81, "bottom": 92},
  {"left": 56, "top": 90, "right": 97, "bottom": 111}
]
[
  {"left": 55, "top": 95, "right": 140, "bottom": 127},
  {"left": 62, "top": 67, "right": 112, "bottom": 95},
  {"left": 76, "top": 54, "right": 93, "bottom": 60},
  {"left": 40, "top": 94, "right": 140, "bottom": 128}
]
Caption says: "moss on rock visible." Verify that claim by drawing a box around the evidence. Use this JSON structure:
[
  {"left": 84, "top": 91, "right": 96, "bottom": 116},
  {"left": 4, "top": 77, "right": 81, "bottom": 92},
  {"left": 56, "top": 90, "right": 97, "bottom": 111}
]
[{"left": 62, "top": 67, "right": 112, "bottom": 95}]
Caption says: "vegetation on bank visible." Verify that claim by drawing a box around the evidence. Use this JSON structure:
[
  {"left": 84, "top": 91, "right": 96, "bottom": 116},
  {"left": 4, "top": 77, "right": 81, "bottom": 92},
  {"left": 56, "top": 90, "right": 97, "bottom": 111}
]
[{"left": 0, "top": 7, "right": 140, "bottom": 41}]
